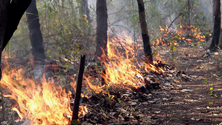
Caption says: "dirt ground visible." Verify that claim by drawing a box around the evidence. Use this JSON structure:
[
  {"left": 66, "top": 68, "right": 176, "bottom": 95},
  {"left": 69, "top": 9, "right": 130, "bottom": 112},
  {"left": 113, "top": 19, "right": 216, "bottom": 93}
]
[{"left": 149, "top": 45, "right": 222, "bottom": 125}]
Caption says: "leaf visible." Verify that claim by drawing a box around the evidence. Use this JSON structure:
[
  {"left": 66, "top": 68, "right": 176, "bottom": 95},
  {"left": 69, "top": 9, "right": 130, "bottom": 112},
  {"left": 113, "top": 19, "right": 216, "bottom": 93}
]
[
  {"left": 73, "top": 49, "right": 80, "bottom": 55},
  {"left": 83, "top": 16, "right": 88, "bottom": 23},
  {"left": 76, "top": 49, "right": 84, "bottom": 57},
  {"left": 210, "top": 87, "right": 213, "bottom": 91},
  {"left": 174, "top": 35, "right": 179, "bottom": 38},
  {"left": 209, "top": 102, "right": 213, "bottom": 105},
  {"left": 213, "top": 74, "right": 218, "bottom": 77},
  {"left": 46, "top": 50, "right": 50, "bottom": 54},
  {"left": 67, "top": 50, "right": 71, "bottom": 56},
  {"left": 74, "top": 42, "right": 80, "bottom": 47},
  {"left": 117, "top": 98, "right": 121, "bottom": 103},
  {"left": 0, "top": 112, "right": 3, "bottom": 118},
  {"left": 63, "top": 62, "right": 69, "bottom": 68},
  {"left": 71, "top": 120, "right": 79, "bottom": 125},
  {"left": 48, "top": 6, "right": 53, "bottom": 12}
]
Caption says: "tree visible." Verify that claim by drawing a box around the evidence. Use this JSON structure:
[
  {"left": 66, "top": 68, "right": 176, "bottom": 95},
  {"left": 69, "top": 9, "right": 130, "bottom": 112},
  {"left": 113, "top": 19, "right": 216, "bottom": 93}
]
[
  {"left": 210, "top": 0, "right": 221, "bottom": 51},
  {"left": 136, "top": 0, "right": 153, "bottom": 63},
  {"left": 95, "top": 0, "right": 108, "bottom": 62},
  {"left": 26, "top": 0, "right": 45, "bottom": 79},
  {"left": 81, "top": 0, "right": 90, "bottom": 20},
  {"left": 26, "top": 0, "right": 45, "bottom": 63},
  {"left": 0, "top": 0, "right": 32, "bottom": 79}
]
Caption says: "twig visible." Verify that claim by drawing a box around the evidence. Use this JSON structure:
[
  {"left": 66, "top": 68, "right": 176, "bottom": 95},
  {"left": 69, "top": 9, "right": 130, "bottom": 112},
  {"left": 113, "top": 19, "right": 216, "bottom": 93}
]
[
  {"left": 71, "top": 55, "right": 86, "bottom": 122},
  {"left": 167, "top": 13, "right": 183, "bottom": 30}
]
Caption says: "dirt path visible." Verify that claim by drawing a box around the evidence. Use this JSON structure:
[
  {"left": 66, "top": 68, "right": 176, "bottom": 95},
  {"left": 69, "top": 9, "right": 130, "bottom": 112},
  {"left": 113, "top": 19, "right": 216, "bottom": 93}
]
[{"left": 153, "top": 46, "right": 222, "bottom": 125}]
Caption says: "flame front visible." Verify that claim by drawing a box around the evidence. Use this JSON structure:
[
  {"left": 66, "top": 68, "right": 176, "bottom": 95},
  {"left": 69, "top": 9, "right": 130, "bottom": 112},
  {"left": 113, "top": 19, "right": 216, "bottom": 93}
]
[
  {"left": 1, "top": 68, "right": 87, "bottom": 125},
  {"left": 85, "top": 35, "right": 164, "bottom": 92}
]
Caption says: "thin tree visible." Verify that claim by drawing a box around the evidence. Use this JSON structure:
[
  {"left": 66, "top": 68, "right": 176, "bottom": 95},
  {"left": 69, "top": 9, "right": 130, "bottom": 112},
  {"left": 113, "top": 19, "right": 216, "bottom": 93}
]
[
  {"left": 26, "top": 0, "right": 45, "bottom": 79},
  {"left": 26, "top": 0, "right": 45, "bottom": 63},
  {"left": 210, "top": 0, "right": 221, "bottom": 51},
  {"left": 81, "top": 0, "right": 90, "bottom": 20},
  {"left": 136, "top": 0, "right": 153, "bottom": 63},
  {"left": 95, "top": 0, "right": 108, "bottom": 62}
]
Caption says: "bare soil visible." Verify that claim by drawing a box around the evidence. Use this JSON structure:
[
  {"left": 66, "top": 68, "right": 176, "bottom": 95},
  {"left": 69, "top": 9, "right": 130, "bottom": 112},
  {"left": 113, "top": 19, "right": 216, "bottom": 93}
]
[{"left": 150, "top": 46, "right": 222, "bottom": 125}]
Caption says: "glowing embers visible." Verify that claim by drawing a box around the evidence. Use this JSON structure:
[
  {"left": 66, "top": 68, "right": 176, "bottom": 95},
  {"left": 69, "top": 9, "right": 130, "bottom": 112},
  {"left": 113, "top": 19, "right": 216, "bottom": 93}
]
[{"left": 1, "top": 68, "right": 87, "bottom": 125}]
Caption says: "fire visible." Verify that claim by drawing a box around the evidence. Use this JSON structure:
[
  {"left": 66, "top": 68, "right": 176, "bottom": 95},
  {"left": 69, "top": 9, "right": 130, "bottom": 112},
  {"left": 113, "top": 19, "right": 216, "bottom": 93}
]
[
  {"left": 1, "top": 66, "right": 87, "bottom": 124},
  {"left": 155, "top": 25, "right": 206, "bottom": 46},
  {"left": 84, "top": 34, "right": 164, "bottom": 92}
]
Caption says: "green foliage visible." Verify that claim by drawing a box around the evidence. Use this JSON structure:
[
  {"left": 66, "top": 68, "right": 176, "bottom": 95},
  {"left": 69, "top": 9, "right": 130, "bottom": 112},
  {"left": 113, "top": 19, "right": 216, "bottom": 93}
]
[
  {"left": 209, "top": 87, "right": 217, "bottom": 98},
  {"left": 203, "top": 78, "right": 208, "bottom": 84},
  {"left": 71, "top": 120, "right": 80, "bottom": 125}
]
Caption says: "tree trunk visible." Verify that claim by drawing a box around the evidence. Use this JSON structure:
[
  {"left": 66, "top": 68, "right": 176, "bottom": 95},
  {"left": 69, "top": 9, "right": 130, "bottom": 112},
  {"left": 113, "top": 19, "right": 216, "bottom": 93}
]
[
  {"left": 95, "top": 0, "right": 108, "bottom": 62},
  {"left": 2, "top": 0, "right": 32, "bottom": 51},
  {"left": 0, "top": 0, "right": 31, "bottom": 121},
  {"left": 26, "top": 0, "right": 45, "bottom": 62},
  {"left": 26, "top": 0, "right": 45, "bottom": 79},
  {"left": 210, "top": 0, "right": 221, "bottom": 51},
  {"left": 0, "top": 1, "right": 9, "bottom": 120},
  {"left": 81, "top": 0, "right": 90, "bottom": 20},
  {"left": 0, "top": 0, "right": 9, "bottom": 80},
  {"left": 137, "top": 0, "right": 153, "bottom": 63}
]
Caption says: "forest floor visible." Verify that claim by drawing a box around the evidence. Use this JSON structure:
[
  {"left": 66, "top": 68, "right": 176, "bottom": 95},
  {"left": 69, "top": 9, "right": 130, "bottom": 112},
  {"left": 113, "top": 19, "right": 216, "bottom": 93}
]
[
  {"left": 146, "top": 45, "right": 222, "bottom": 125},
  {"left": 1, "top": 44, "right": 222, "bottom": 125}
]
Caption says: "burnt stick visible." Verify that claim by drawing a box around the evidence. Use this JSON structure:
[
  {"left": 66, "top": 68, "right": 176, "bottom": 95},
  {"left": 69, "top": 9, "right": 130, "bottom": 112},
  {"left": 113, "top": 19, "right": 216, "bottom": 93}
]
[{"left": 72, "top": 55, "right": 86, "bottom": 121}]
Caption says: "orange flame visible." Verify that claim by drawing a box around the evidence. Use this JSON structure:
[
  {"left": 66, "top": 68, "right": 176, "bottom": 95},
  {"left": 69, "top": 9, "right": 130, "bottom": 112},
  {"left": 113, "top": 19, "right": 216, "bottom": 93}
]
[
  {"left": 155, "top": 25, "right": 206, "bottom": 46},
  {"left": 1, "top": 67, "right": 87, "bottom": 124},
  {"left": 84, "top": 34, "right": 164, "bottom": 92}
]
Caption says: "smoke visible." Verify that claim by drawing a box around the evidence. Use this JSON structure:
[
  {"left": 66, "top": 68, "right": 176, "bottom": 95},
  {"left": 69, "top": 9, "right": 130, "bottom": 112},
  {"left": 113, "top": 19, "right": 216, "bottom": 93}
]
[{"left": 88, "top": 0, "right": 137, "bottom": 39}]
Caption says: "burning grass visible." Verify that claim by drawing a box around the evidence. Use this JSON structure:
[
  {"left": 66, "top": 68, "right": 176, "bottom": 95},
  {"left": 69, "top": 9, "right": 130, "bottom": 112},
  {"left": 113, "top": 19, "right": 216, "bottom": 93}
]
[
  {"left": 155, "top": 25, "right": 207, "bottom": 46},
  {"left": 84, "top": 35, "right": 165, "bottom": 93},
  {"left": 0, "top": 33, "right": 167, "bottom": 124},
  {"left": 1, "top": 67, "right": 87, "bottom": 125}
]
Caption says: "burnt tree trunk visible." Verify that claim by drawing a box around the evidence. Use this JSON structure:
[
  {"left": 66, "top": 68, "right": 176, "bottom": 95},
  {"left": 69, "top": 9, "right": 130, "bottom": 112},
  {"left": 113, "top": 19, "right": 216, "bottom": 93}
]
[
  {"left": 26, "top": 0, "right": 45, "bottom": 79},
  {"left": 2, "top": 0, "right": 32, "bottom": 52},
  {"left": 0, "top": 0, "right": 9, "bottom": 80},
  {"left": 210, "top": 0, "right": 221, "bottom": 51},
  {"left": 0, "top": 0, "right": 31, "bottom": 121},
  {"left": 0, "top": 0, "right": 32, "bottom": 79},
  {"left": 95, "top": 0, "right": 108, "bottom": 62},
  {"left": 0, "top": 0, "right": 9, "bottom": 121},
  {"left": 26, "top": 0, "right": 45, "bottom": 62},
  {"left": 137, "top": 0, "right": 153, "bottom": 63}
]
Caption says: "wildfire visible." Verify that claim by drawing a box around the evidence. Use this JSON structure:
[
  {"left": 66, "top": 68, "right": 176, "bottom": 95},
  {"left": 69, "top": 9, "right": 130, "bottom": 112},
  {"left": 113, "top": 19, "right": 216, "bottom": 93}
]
[
  {"left": 84, "top": 35, "right": 165, "bottom": 92},
  {"left": 1, "top": 67, "right": 87, "bottom": 125},
  {"left": 156, "top": 25, "right": 206, "bottom": 46},
  {"left": 1, "top": 33, "right": 166, "bottom": 124}
]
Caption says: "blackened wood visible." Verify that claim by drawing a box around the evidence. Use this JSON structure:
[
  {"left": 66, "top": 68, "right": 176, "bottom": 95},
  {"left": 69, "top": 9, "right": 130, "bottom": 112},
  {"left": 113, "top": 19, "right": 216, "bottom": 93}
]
[
  {"left": 72, "top": 55, "right": 86, "bottom": 121},
  {"left": 101, "top": 69, "right": 106, "bottom": 86},
  {"left": 0, "top": 0, "right": 10, "bottom": 120},
  {"left": 210, "top": 0, "right": 221, "bottom": 51},
  {"left": 26, "top": 0, "right": 45, "bottom": 62},
  {"left": 95, "top": 0, "right": 108, "bottom": 61},
  {"left": 137, "top": 0, "right": 153, "bottom": 63},
  {"left": 2, "top": 0, "right": 32, "bottom": 51}
]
